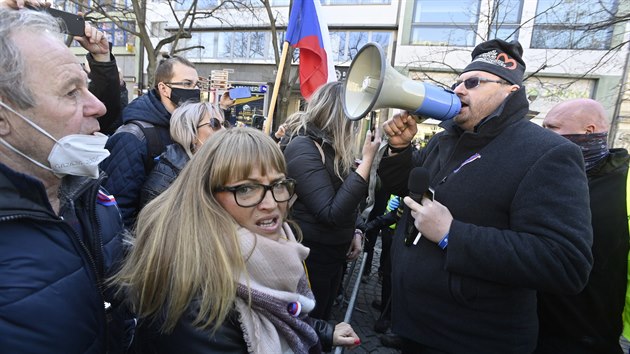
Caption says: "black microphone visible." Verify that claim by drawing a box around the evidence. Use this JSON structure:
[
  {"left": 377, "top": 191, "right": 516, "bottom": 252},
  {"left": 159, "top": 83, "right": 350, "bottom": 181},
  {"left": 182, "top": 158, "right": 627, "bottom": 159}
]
[{"left": 404, "top": 167, "right": 430, "bottom": 246}]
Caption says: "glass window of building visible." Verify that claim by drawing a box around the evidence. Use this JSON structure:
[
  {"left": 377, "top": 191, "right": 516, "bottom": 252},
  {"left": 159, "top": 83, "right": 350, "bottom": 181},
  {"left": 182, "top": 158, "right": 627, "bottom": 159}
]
[
  {"left": 175, "top": 0, "right": 218, "bottom": 10},
  {"left": 487, "top": 0, "right": 523, "bottom": 41},
  {"left": 97, "top": 21, "right": 136, "bottom": 47},
  {"left": 330, "top": 31, "right": 391, "bottom": 63},
  {"left": 410, "top": 0, "right": 480, "bottom": 46},
  {"left": 532, "top": 0, "right": 618, "bottom": 49},
  {"left": 322, "top": 0, "right": 391, "bottom": 4}
]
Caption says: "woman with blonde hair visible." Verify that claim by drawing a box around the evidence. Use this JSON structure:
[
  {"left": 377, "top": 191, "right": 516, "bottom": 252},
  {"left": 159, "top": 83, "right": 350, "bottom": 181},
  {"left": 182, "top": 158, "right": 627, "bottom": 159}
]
[
  {"left": 140, "top": 101, "right": 229, "bottom": 207},
  {"left": 115, "top": 127, "right": 360, "bottom": 353},
  {"left": 282, "top": 81, "right": 382, "bottom": 320}
]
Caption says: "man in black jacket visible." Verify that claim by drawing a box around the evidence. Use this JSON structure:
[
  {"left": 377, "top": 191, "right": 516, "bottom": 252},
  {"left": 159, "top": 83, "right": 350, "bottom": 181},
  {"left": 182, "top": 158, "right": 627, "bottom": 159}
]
[
  {"left": 537, "top": 98, "right": 630, "bottom": 354},
  {"left": 101, "top": 56, "right": 200, "bottom": 228},
  {"left": 378, "top": 39, "right": 593, "bottom": 353}
]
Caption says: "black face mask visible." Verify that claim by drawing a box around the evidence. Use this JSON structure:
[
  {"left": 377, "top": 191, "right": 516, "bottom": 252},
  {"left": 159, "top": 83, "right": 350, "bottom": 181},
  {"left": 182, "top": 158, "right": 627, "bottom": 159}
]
[
  {"left": 168, "top": 87, "right": 200, "bottom": 106},
  {"left": 561, "top": 132, "right": 610, "bottom": 171}
]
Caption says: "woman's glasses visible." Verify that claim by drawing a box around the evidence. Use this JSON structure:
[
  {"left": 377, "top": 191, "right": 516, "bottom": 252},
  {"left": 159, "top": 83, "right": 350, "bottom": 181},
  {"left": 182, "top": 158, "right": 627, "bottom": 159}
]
[
  {"left": 197, "top": 117, "right": 231, "bottom": 130},
  {"left": 451, "top": 77, "right": 507, "bottom": 90},
  {"left": 214, "top": 179, "right": 297, "bottom": 207}
]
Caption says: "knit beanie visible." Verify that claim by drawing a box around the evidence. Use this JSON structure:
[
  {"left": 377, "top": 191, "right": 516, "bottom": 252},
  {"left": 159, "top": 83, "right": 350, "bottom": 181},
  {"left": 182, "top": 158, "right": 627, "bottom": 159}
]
[{"left": 462, "top": 39, "right": 526, "bottom": 86}]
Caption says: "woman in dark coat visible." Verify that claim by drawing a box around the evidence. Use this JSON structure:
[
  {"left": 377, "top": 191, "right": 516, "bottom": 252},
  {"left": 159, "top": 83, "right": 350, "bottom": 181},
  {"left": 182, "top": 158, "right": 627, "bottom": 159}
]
[{"left": 282, "top": 82, "right": 382, "bottom": 320}]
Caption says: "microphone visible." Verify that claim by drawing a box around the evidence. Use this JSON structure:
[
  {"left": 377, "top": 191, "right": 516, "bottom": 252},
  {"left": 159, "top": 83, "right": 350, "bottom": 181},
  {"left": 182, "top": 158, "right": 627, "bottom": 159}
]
[{"left": 405, "top": 167, "right": 430, "bottom": 246}]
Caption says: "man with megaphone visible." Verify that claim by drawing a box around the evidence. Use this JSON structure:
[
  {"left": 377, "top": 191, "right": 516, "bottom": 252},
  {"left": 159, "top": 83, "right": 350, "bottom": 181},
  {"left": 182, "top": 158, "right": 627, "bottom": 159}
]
[{"left": 376, "top": 39, "right": 593, "bottom": 353}]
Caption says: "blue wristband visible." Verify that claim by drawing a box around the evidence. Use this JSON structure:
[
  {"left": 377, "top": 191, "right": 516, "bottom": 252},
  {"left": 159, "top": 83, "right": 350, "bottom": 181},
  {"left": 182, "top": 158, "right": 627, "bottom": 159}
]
[{"left": 438, "top": 232, "right": 449, "bottom": 250}]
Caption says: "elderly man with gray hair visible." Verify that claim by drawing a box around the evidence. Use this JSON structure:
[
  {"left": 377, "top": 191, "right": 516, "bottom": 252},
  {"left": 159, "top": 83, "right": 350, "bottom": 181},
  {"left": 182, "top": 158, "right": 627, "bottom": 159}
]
[{"left": 0, "top": 4, "right": 130, "bottom": 353}]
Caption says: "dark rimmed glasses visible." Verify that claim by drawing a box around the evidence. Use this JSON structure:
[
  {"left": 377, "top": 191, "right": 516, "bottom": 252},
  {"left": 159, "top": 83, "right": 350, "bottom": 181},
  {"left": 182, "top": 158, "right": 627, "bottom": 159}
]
[
  {"left": 163, "top": 81, "right": 202, "bottom": 89},
  {"left": 214, "top": 178, "right": 297, "bottom": 207},
  {"left": 198, "top": 117, "right": 231, "bottom": 130},
  {"left": 451, "top": 77, "right": 507, "bottom": 90}
]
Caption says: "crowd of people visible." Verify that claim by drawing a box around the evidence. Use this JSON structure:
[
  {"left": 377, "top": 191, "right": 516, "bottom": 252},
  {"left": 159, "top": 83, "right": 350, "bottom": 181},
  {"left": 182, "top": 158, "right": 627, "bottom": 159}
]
[{"left": 1, "top": 2, "right": 629, "bottom": 354}]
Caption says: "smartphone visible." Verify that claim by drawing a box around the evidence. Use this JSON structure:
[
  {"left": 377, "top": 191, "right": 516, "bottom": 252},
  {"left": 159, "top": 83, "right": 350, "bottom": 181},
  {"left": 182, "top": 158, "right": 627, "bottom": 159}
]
[
  {"left": 228, "top": 87, "right": 252, "bottom": 100},
  {"left": 46, "top": 8, "right": 85, "bottom": 37}
]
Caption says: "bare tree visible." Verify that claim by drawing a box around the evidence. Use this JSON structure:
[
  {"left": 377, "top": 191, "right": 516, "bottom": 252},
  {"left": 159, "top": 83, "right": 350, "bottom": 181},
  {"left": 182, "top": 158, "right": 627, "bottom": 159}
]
[{"left": 56, "top": 0, "right": 264, "bottom": 87}]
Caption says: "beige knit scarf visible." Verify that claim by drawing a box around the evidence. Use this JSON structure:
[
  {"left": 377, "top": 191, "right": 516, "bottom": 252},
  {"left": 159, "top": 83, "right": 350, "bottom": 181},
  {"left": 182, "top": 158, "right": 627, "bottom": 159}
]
[{"left": 234, "top": 224, "right": 320, "bottom": 354}]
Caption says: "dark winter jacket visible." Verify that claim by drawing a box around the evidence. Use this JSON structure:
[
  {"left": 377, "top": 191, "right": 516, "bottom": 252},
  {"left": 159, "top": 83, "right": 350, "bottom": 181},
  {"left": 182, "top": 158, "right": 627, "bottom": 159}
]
[
  {"left": 87, "top": 52, "right": 122, "bottom": 136},
  {"left": 283, "top": 127, "right": 369, "bottom": 246},
  {"left": 134, "top": 304, "right": 335, "bottom": 353},
  {"left": 378, "top": 88, "right": 594, "bottom": 353},
  {"left": 101, "top": 89, "right": 172, "bottom": 228},
  {"left": 536, "top": 148, "right": 630, "bottom": 354},
  {"left": 0, "top": 162, "right": 127, "bottom": 353},
  {"left": 140, "top": 143, "right": 190, "bottom": 208}
]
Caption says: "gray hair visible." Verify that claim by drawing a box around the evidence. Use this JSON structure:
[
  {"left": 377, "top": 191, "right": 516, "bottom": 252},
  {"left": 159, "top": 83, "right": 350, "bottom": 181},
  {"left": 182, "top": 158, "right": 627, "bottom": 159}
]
[
  {"left": 0, "top": 9, "right": 63, "bottom": 109},
  {"left": 170, "top": 101, "right": 224, "bottom": 158}
]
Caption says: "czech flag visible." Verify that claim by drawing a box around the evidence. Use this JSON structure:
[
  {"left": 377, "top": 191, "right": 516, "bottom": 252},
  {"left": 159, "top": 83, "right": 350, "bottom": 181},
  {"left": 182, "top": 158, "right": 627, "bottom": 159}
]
[{"left": 286, "top": 0, "right": 336, "bottom": 99}]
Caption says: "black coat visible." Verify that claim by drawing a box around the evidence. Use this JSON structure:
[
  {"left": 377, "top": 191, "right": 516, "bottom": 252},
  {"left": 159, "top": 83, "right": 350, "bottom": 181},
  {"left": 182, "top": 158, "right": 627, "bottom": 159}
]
[
  {"left": 283, "top": 128, "right": 368, "bottom": 246},
  {"left": 140, "top": 143, "right": 190, "bottom": 208},
  {"left": 133, "top": 305, "right": 334, "bottom": 353},
  {"left": 0, "top": 163, "right": 128, "bottom": 353},
  {"left": 378, "top": 88, "right": 593, "bottom": 353},
  {"left": 536, "top": 148, "right": 630, "bottom": 354}
]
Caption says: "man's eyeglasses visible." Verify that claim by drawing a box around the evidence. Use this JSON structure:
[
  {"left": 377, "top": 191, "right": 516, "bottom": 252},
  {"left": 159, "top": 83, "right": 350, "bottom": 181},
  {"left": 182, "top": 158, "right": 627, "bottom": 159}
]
[
  {"left": 451, "top": 77, "right": 507, "bottom": 90},
  {"left": 214, "top": 179, "right": 297, "bottom": 207},
  {"left": 197, "top": 118, "right": 231, "bottom": 130},
  {"left": 164, "top": 81, "right": 201, "bottom": 89}
]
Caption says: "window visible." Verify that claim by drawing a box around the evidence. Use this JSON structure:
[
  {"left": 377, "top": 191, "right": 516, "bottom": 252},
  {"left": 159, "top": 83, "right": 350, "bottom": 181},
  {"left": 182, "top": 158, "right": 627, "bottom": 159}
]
[
  {"left": 532, "top": 0, "right": 618, "bottom": 49},
  {"left": 410, "top": 0, "right": 480, "bottom": 46},
  {"left": 330, "top": 31, "right": 391, "bottom": 64},
  {"left": 322, "top": 0, "right": 390, "bottom": 4},
  {"left": 97, "top": 21, "right": 136, "bottom": 47},
  {"left": 488, "top": 0, "right": 523, "bottom": 41},
  {"left": 174, "top": 0, "right": 218, "bottom": 10}
]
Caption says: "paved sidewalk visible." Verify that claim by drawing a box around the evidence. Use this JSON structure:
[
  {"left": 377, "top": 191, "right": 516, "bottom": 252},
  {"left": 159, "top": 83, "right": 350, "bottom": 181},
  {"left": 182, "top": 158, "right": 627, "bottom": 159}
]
[{"left": 330, "top": 239, "right": 400, "bottom": 354}]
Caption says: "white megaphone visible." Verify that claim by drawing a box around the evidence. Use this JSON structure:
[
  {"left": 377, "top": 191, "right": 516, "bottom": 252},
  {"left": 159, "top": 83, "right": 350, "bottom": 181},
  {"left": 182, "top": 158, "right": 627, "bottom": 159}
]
[{"left": 342, "top": 42, "right": 461, "bottom": 121}]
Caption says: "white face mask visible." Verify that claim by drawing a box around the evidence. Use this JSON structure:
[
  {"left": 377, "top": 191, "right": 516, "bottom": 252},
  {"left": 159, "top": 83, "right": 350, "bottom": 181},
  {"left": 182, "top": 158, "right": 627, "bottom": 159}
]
[{"left": 0, "top": 100, "right": 110, "bottom": 179}]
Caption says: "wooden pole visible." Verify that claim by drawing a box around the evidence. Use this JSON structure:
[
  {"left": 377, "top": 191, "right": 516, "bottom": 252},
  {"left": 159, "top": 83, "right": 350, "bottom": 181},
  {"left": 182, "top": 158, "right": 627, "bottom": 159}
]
[{"left": 265, "top": 41, "right": 291, "bottom": 135}]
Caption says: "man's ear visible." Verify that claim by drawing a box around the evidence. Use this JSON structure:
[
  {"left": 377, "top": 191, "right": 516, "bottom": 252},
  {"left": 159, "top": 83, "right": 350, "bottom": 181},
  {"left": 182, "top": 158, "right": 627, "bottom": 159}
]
[
  {"left": 585, "top": 123, "right": 596, "bottom": 134},
  {"left": 510, "top": 84, "right": 520, "bottom": 92},
  {"left": 0, "top": 113, "right": 12, "bottom": 136},
  {"left": 157, "top": 82, "right": 169, "bottom": 98},
  {"left": 0, "top": 101, "right": 13, "bottom": 136}
]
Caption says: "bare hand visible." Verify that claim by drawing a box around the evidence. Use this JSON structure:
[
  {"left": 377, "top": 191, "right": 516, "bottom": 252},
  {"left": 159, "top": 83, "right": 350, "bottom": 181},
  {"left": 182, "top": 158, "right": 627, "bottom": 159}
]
[
  {"left": 381, "top": 111, "right": 417, "bottom": 149},
  {"left": 355, "top": 126, "right": 383, "bottom": 181},
  {"left": 220, "top": 91, "right": 235, "bottom": 109},
  {"left": 74, "top": 22, "right": 110, "bottom": 62},
  {"left": 346, "top": 231, "right": 363, "bottom": 261},
  {"left": 361, "top": 125, "right": 382, "bottom": 162},
  {"left": 332, "top": 322, "right": 360, "bottom": 348},
  {"left": 274, "top": 124, "right": 286, "bottom": 139},
  {"left": 404, "top": 196, "right": 453, "bottom": 243}
]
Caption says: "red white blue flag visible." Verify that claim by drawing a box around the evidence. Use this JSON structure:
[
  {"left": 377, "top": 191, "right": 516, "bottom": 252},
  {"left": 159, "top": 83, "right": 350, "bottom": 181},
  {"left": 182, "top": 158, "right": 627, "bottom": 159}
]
[{"left": 286, "top": 0, "right": 336, "bottom": 99}]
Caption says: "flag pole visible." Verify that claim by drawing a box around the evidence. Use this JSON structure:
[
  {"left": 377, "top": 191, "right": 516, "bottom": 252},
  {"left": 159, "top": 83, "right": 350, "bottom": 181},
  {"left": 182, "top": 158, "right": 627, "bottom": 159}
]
[{"left": 264, "top": 41, "right": 291, "bottom": 135}]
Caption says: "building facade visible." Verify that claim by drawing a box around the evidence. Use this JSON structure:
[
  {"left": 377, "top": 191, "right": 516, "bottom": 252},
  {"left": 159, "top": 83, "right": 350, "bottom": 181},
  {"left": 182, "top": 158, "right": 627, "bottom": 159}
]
[{"left": 63, "top": 0, "right": 630, "bottom": 148}]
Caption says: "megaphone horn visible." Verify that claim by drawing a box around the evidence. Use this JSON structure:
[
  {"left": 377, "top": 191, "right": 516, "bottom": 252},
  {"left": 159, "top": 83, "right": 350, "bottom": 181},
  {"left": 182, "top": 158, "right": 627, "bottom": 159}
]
[{"left": 342, "top": 42, "right": 461, "bottom": 121}]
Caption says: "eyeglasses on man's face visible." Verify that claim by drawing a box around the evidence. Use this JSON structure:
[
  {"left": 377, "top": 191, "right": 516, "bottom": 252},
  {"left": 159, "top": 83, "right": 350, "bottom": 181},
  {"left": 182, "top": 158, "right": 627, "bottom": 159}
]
[
  {"left": 197, "top": 117, "right": 231, "bottom": 131},
  {"left": 214, "top": 179, "right": 297, "bottom": 207},
  {"left": 164, "top": 81, "right": 202, "bottom": 89},
  {"left": 451, "top": 77, "right": 507, "bottom": 91}
]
